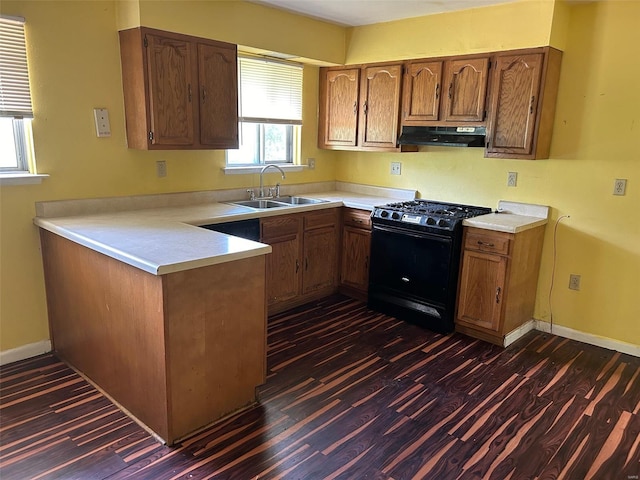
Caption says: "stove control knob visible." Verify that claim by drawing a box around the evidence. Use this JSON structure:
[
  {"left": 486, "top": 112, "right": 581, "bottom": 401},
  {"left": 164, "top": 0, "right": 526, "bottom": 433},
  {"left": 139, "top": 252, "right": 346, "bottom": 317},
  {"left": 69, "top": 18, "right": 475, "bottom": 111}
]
[
  {"left": 380, "top": 210, "right": 389, "bottom": 218},
  {"left": 391, "top": 212, "right": 401, "bottom": 220},
  {"left": 426, "top": 217, "right": 436, "bottom": 225},
  {"left": 437, "top": 219, "right": 449, "bottom": 228}
]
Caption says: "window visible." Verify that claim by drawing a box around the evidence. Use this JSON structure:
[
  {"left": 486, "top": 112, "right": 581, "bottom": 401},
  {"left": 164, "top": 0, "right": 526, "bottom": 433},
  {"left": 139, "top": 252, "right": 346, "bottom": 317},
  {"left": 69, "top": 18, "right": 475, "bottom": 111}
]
[
  {"left": 0, "top": 15, "right": 34, "bottom": 174},
  {"left": 227, "top": 56, "right": 302, "bottom": 166}
]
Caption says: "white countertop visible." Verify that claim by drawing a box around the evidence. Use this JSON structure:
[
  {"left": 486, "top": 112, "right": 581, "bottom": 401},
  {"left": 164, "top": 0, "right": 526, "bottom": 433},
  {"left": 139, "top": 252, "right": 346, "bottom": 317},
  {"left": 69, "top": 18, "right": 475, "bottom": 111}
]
[
  {"left": 34, "top": 190, "right": 410, "bottom": 276},
  {"left": 463, "top": 200, "right": 549, "bottom": 233}
]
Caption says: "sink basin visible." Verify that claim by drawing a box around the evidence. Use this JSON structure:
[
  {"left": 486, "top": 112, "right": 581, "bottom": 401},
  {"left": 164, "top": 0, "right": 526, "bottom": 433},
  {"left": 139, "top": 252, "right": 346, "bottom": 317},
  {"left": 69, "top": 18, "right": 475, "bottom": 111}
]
[
  {"left": 230, "top": 200, "right": 288, "bottom": 209},
  {"left": 272, "top": 196, "right": 328, "bottom": 205},
  {"left": 229, "top": 197, "right": 328, "bottom": 209}
]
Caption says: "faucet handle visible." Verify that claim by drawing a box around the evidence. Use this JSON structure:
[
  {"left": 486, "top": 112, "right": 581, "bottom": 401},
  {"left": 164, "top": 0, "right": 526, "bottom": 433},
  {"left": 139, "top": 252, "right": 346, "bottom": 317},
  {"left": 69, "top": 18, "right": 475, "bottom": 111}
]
[
  {"left": 247, "top": 188, "right": 255, "bottom": 200},
  {"left": 275, "top": 183, "right": 281, "bottom": 198}
]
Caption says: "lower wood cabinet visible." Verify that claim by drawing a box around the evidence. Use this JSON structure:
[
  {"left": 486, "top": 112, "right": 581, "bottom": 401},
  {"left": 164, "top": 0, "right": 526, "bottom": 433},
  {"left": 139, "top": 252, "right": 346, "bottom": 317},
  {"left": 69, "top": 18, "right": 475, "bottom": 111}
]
[
  {"left": 339, "top": 208, "right": 372, "bottom": 300},
  {"left": 261, "top": 209, "right": 339, "bottom": 313},
  {"left": 40, "top": 230, "right": 266, "bottom": 445},
  {"left": 456, "top": 225, "right": 545, "bottom": 346}
]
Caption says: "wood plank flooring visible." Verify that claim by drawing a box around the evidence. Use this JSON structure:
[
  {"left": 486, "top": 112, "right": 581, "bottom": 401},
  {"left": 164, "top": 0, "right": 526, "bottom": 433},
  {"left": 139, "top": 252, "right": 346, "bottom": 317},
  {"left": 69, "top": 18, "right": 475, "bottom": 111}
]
[{"left": 1, "top": 294, "right": 639, "bottom": 479}]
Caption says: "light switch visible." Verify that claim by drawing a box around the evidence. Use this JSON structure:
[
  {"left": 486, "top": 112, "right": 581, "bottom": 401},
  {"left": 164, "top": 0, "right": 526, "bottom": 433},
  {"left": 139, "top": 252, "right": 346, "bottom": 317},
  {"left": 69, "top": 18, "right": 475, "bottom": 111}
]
[{"left": 93, "top": 108, "right": 111, "bottom": 137}]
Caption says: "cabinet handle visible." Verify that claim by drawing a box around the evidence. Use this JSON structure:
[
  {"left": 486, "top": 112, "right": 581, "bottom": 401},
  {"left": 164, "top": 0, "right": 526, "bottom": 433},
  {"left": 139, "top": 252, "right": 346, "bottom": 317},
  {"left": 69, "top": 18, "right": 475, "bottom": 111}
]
[
  {"left": 305, "top": 258, "right": 309, "bottom": 271},
  {"left": 202, "top": 87, "right": 206, "bottom": 103},
  {"left": 477, "top": 240, "right": 495, "bottom": 247},
  {"left": 435, "top": 83, "right": 440, "bottom": 100},
  {"left": 363, "top": 101, "right": 368, "bottom": 115},
  {"left": 448, "top": 83, "right": 453, "bottom": 99},
  {"left": 295, "top": 259, "right": 300, "bottom": 273},
  {"left": 496, "top": 286, "right": 502, "bottom": 304},
  {"left": 188, "top": 84, "right": 192, "bottom": 102},
  {"left": 530, "top": 95, "right": 535, "bottom": 114},
  {"left": 353, "top": 101, "right": 358, "bottom": 115}
]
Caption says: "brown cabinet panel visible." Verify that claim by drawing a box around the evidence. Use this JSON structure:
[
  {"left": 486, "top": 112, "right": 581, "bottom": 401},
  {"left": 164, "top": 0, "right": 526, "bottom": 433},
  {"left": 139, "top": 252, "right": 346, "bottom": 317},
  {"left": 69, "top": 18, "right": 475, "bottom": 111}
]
[
  {"left": 340, "top": 225, "right": 371, "bottom": 294},
  {"left": 146, "top": 33, "right": 195, "bottom": 146},
  {"left": 442, "top": 57, "right": 489, "bottom": 122},
  {"left": 456, "top": 226, "right": 545, "bottom": 346},
  {"left": 320, "top": 68, "right": 360, "bottom": 147},
  {"left": 402, "top": 60, "right": 443, "bottom": 123},
  {"left": 359, "top": 64, "right": 403, "bottom": 148},
  {"left": 319, "top": 63, "right": 407, "bottom": 152},
  {"left": 486, "top": 53, "right": 543, "bottom": 155},
  {"left": 197, "top": 43, "right": 238, "bottom": 148},
  {"left": 485, "top": 48, "right": 562, "bottom": 159},
  {"left": 456, "top": 250, "right": 507, "bottom": 332},
  {"left": 119, "top": 27, "right": 238, "bottom": 150},
  {"left": 261, "top": 215, "right": 302, "bottom": 306},
  {"left": 303, "top": 225, "right": 338, "bottom": 294}
]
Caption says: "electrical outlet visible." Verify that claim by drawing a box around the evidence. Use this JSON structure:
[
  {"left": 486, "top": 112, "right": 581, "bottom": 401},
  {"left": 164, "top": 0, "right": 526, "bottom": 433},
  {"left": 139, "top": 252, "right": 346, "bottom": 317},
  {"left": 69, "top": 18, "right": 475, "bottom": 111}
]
[
  {"left": 93, "top": 108, "right": 111, "bottom": 137},
  {"left": 613, "top": 178, "right": 627, "bottom": 196},
  {"left": 390, "top": 162, "right": 402, "bottom": 175},
  {"left": 156, "top": 160, "right": 167, "bottom": 178},
  {"left": 569, "top": 274, "right": 581, "bottom": 291},
  {"left": 507, "top": 172, "right": 518, "bottom": 187},
  {"left": 307, "top": 158, "right": 316, "bottom": 170}
]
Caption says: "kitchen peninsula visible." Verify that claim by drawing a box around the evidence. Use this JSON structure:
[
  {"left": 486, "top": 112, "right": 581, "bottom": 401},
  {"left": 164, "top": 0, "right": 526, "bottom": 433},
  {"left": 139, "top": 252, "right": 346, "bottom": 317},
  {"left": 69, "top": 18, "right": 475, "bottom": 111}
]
[{"left": 34, "top": 183, "right": 415, "bottom": 444}]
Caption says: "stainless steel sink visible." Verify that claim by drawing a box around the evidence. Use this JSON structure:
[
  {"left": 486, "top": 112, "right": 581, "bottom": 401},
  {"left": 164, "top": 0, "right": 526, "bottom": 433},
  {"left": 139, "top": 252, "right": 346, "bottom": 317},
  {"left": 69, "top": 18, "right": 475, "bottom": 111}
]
[
  {"left": 272, "top": 196, "right": 328, "bottom": 205},
  {"left": 229, "top": 196, "right": 328, "bottom": 209},
  {"left": 230, "top": 200, "right": 288, "bottom": 209}
]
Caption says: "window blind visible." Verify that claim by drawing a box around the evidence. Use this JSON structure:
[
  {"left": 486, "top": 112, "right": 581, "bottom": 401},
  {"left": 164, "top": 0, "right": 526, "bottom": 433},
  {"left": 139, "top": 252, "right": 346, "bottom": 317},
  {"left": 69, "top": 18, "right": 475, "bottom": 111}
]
[
  {"left": 0, "top": 16, "right": 33, "bottom": 118},
  {"left": 238, "top": 56, "right": 302, "bottom": 125}
]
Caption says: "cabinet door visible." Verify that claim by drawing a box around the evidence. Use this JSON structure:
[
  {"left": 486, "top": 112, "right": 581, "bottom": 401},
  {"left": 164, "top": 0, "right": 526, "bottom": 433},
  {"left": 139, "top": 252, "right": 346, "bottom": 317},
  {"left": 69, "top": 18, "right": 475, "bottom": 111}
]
[
  {"left": 402, "top": 61, "right": 443, "bottom": 123},
  {"left": 303, "top": 225, "right": 338, "bottom": 294},
  {"left": 359, "top": 64, "right": 402, "bottom": 148},
  {"left": 340, "top": 226, "right": 371, "bottom": 293},
  {"left": 146, "top": 33, "right": 195, "bottom": 146},
  {"left": 442, "top": 57, "right": 489, "bottom": 122},
  {"left": 456, "top": 250, "right": 507, "bottom": 332},
  {"left": 321, "top": 68, "right": 360, "bottom": 147},
  {"left": 486, "top": 53, "right": 543, "bottom": 156},
  {"left": 262, "top": 216, "right": 302, "bottom": 306},
  {"left": 197, "top": 43, "right": 238, "bottom": 148}
]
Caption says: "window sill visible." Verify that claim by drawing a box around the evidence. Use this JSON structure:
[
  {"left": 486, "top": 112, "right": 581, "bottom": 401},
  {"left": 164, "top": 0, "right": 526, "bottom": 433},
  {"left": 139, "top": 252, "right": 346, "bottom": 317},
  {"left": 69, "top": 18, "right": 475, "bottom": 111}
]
[
  {"left": 0, "top": 173, "right": 49, "bottom": 185},
  {"left": 222, "top": 165, "right": 306, "bottom": 175}
]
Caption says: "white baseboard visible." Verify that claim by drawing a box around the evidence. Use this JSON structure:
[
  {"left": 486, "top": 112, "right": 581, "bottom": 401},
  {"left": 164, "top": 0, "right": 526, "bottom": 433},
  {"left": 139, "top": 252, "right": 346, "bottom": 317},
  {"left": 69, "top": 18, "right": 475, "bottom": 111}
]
[
  {"left": 504, "top": 320, "right": 536, "bottom": 347},
  {"left": 0, "top": 340, "right": 52, "bottom": 366},
  {"left": 535, "top": 320, "right": 639, "bottom": 357}
]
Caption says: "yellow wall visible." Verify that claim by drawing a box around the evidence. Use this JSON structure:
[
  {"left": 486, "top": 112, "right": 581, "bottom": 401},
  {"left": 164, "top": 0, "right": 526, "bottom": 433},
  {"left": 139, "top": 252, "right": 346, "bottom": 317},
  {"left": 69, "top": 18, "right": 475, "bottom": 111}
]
[
  {"left": 0, "top": 0, "right": 340, "bottom": 352},
  {"left": 1, "top": 0, "right": 638, "bottom": 353},
  {"left": 336, "top": 0, "right": 640, "bottom": 346}
]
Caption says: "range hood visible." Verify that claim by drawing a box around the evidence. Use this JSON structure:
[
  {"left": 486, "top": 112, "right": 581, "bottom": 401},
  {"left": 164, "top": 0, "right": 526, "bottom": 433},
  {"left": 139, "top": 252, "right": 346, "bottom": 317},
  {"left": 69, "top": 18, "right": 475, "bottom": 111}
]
[{"left": 397, "top": 126, "right": 486, "bottom": 147}]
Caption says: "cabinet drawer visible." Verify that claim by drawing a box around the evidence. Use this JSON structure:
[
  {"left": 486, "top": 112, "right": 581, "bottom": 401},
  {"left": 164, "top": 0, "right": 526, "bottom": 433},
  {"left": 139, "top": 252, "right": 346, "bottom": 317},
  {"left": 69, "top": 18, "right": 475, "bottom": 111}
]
[
  {"left": 261, "top": 215, "right": 301, "bottom": 240},
  {"left": 465, "top": 229, "right": 511, "bottom": 255},
  {"left": 304, "top": 209, "right": 337, "bottom": 230},
  {"left": 343, "top": 208, "right": 372, "bottom": 229}
]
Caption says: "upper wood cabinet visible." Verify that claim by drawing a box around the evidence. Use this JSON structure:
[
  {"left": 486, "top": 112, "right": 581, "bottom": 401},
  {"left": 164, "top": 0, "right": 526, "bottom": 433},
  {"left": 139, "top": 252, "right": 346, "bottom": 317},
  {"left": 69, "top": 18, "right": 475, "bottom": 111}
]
[
  {"left": 402, "top": 55, "right": 489, "bottom": 126},
  {"left": 402, "top": 60, "right": 443, "bottom": 123},
  {"left": 319, "top": 63, "right": 407, "bottom": 151},
  {"left": 119, "top": 27, "right": 238, "bottom": 150},
  {"left": 485, "top": 47, "right": 562, "bottom": 159},
  {"left": 319, "top": 68, "right": 360, "bottom": 148},
  {"left": 442, "top": 57, "right": 489, "bottom": 123}
]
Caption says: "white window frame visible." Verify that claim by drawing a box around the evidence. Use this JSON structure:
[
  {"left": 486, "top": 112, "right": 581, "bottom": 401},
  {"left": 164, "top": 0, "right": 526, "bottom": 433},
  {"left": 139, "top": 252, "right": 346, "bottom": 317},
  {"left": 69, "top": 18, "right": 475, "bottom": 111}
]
[
  {"left": 225, "top": 55, "right": 303, "bottom": 171},
  {"left": 0, "top": 15, "right": 44, "bottom": 184}
]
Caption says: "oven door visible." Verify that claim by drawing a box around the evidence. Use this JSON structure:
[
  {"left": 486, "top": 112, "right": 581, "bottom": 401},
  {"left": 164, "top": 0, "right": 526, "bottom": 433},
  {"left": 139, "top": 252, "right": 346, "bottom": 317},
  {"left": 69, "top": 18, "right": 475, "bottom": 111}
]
[{"left": 368, "top": 224, "right": 455, "bottom": 307}]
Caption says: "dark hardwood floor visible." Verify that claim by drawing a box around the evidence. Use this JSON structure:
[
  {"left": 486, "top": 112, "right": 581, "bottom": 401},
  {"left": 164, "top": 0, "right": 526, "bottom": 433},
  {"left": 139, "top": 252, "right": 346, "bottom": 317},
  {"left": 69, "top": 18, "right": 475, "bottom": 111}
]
[{"left": 1, "top": 294, "right": 639, "bottom": 479}]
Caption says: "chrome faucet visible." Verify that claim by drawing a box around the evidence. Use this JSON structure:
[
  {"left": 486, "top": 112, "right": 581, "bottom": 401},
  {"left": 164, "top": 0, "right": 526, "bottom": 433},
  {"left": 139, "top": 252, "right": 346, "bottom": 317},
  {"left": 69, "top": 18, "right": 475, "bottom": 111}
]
[{"left": 259, "top": 164, "right": 286, "bottom": 198}]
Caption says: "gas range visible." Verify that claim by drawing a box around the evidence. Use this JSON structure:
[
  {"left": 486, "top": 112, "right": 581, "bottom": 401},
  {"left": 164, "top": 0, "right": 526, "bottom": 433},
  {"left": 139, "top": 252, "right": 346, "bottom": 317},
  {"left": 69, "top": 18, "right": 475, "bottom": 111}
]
[{"left": 372, "top": 200, "right": 492, "bottom": 233}]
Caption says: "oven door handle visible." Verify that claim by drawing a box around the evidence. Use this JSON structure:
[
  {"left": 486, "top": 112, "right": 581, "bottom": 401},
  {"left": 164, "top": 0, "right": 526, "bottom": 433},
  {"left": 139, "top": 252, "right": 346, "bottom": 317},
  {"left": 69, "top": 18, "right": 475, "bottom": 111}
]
[{"left": 372, "top": 224, "right": 451, "bottom": 241}]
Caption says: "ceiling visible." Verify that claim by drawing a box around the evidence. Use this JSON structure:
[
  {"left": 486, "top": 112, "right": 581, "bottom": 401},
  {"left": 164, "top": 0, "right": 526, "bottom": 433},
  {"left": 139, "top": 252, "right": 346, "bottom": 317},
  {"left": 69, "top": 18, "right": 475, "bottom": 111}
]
[{"left": 252, "top": 0, "right": 518, "bottom": 27}]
